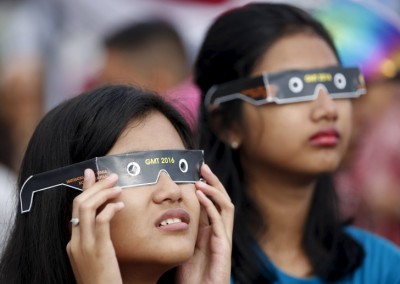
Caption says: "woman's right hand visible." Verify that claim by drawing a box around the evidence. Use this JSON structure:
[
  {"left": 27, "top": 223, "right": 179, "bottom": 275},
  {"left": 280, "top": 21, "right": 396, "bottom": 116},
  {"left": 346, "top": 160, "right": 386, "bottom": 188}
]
[{"left": 66, "top": 169, "right": 125, "bottom": 284}]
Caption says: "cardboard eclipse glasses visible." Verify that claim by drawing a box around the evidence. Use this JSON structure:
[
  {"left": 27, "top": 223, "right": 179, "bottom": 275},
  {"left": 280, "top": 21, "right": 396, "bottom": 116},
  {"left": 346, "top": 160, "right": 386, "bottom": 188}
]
[
  {"left": 20, "top": 150, "right": 204, "bottom": 213},
  {"left": 205, "top": 66, "right": 366, "bottom": 107}
]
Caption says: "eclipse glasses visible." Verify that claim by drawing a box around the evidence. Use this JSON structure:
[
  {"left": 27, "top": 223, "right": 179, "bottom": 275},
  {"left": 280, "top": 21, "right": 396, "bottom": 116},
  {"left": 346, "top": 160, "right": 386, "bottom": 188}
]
[
  {"left": 20, "top": 150, "right": 203, "bottom": 213},
  {"left": 204, "top": 66, "right": 366, "bottom": 107}
]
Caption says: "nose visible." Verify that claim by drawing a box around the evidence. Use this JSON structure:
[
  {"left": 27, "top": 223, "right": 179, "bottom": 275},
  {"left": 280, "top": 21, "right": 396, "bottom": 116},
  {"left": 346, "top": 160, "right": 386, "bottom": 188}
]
[
  {"left": 152, "top": 171, "right": 183, "bottom": 204},
  {"left": 310, "top": 87, "right": 338, "bottom": 122}
]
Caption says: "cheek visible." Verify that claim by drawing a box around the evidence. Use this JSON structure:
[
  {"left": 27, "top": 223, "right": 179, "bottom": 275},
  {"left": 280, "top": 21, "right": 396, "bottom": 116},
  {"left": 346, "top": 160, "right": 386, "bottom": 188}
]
[
  {"left": 337, "top": 101, "right": 353, "bottom": 147},
  {"left": 181, "top": 184, "right": 201, "bottom": 224},
  {"left": 242, "top": 105, "right": 305, "bottom": 151},
  {"left": 109, "top": 191, "right": 150, "bottom": 252}
]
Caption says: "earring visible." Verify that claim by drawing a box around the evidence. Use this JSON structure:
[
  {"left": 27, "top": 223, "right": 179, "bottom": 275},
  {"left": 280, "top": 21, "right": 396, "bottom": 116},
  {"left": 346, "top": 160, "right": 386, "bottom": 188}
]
[{"left": 231, "top": 141, "right": 239, "bottom": 149}]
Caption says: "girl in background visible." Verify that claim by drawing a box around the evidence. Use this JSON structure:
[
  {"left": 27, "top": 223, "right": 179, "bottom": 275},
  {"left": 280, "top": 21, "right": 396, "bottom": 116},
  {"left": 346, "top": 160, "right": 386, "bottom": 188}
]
[{"left": 194, "top": 3, "right": 400, "bottom": 283}]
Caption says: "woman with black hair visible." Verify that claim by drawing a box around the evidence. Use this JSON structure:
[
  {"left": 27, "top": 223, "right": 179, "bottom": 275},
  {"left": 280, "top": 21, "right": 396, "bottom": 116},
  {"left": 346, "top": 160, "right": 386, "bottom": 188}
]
[
  {"left": 0, "top": 85, "right": 233, "bottom": 283},
  {"left": 194, "top": 2, "right": 400, "bottom": 283}
]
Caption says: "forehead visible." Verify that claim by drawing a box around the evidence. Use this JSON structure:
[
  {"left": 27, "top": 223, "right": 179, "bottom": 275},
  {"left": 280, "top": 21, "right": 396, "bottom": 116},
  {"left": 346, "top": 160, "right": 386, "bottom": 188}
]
[
  {"left": 108, "top": 112, "right": 185, "bottom": 155},
  {"left": 252, "top": 33, "right": 338, "bottom": 75}
]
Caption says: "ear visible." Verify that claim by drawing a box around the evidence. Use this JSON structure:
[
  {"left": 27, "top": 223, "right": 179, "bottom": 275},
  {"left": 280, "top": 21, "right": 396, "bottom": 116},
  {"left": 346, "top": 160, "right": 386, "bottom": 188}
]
[
  {"left": 223, "top": 127, "right": 243, "bottom": 150},
  {"left": 208, "top": 111, "right": 243, "bottom": 149}
]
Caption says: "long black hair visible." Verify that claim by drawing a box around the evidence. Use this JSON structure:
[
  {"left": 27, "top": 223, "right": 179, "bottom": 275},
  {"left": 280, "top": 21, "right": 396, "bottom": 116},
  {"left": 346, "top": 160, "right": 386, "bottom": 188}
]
[
  {"left": 194, "top": 3, "right": 364, "bottom": 283},
  {"left": 0, "top": 85, "right": 194, "bottom": 283}
]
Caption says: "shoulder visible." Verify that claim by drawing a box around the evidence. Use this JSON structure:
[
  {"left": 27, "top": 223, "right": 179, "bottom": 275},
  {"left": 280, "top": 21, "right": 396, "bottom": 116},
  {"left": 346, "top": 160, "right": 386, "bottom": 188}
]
[
  {"left": 342, "top": 226, "right": 400, "bottom": 283},
  {"left": 345, "top": 226, "right": 400, "bottom": 253}
]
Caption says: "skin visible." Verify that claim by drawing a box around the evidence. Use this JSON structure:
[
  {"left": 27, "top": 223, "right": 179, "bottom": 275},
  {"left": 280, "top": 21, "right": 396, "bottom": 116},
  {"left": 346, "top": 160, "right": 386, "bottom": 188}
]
[
  {"left": 98, "top": 41, "right": 187, "bottom": 95},
  {"left": 67, "top": 111, "right": 234, "bottom": 284},
  {"left": 0, "top": 60, "right": 43, "bottom": 171},
  {"left": 230, "top": 32, "right": 352, "bottom": 277}
]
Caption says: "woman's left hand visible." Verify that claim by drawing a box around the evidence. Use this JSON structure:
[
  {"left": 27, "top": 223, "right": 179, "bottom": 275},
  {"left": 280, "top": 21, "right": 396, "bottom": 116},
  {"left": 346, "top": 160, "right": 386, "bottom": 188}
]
[{"left": 176, "top": 164, "right": 234, "bottom": 284}]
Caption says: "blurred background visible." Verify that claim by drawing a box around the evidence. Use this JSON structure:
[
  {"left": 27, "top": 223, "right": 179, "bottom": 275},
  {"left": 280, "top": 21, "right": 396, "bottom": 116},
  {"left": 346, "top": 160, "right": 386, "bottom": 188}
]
[{"left": 0, "top": 0, "right": 399, "bottom": 246}]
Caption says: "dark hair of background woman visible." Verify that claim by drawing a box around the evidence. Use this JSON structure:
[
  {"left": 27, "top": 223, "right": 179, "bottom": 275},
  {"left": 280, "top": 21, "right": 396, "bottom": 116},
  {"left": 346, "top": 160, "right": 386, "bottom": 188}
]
[
  {"left": 0, "top": 85, "right": 194, "bottom": 283},
  {"left": 194, "top": 3, "right": 364, "bottom": 283}
]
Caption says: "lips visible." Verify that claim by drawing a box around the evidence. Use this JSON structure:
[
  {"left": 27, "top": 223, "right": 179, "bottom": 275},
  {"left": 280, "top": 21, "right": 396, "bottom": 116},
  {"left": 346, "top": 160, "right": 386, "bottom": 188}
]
[
  {"left": 155, "top": 208, "right": 190, "bottom": 231},
  {"left": 309, "top": 128, "right": 340, "bottom": 147}
]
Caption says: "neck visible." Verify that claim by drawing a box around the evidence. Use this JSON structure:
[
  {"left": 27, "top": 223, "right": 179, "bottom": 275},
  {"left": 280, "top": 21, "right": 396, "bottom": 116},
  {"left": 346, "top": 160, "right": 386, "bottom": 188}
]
[{"left": 242, "top": 161, "right": 316, "bottom": 276}]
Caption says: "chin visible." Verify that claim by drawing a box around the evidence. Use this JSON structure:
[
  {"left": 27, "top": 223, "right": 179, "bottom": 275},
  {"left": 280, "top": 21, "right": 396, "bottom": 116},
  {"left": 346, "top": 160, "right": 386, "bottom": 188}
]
[
  {"left": 114, "top": 233, "right": 196, "bottom": 264},
  {"left": 298, "top": 162, "right": 340, "bottom": 177},
  {"left": 116, "top": 244, "right": 195, "bottom": 268},
  {"left": 159, "top": 236, "right": 196, "bottom": 259},
  {"left": 314, "top": 164, "right": 340, "bottom": 175},
  {"left": 156, "top": 245, "right": 196, "bottom": 266},
  {"left": 312, "top": 151, "right": 343, "bottom": 170}
]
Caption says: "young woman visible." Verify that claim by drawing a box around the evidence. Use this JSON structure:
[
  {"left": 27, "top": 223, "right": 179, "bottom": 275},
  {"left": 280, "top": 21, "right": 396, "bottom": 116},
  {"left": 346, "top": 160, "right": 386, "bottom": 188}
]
[
  {"left": 194, "top": 3, "right": 400, "bottom": 283},
  {"left": 0, "top": 85, "right": 233, "bottom": 283}
]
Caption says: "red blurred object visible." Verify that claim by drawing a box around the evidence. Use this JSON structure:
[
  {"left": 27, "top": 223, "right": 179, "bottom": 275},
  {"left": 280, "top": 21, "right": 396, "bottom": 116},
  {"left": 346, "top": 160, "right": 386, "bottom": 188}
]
[{"left": 166, "top": 0, "right": 230, "bottom": 4}]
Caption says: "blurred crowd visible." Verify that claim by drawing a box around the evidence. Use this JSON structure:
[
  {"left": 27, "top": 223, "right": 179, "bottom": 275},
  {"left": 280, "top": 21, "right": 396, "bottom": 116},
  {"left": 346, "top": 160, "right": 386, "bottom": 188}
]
[{"left": 0, "top": 0, "right": 400, "bottom": 248}]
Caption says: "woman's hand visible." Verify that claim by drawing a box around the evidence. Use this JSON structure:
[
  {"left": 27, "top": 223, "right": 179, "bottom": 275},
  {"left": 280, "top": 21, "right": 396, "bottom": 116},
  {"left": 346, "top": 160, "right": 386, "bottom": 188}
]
[
  {"left": 177, "top": 164, "right": 234, "bottom": 284},
  {"left": 66, "top": 169, "right": 124, "bottom": 284}
]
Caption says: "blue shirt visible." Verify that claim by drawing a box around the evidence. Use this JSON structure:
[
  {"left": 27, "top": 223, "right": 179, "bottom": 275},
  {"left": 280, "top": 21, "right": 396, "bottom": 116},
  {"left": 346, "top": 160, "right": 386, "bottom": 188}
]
[{"left": 233, "top": 226, "right": 400, "bottom": 283}]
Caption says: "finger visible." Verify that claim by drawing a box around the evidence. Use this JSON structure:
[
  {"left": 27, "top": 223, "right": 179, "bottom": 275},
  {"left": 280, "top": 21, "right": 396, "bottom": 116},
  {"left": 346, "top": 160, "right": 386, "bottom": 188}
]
[
  {"left": 72, "top": 173, "right": 120, "bottom": 247},
  {"left": 95, "top": 202, "right": 125, "bottom": 245},
  {"left": 78, "top": 173, "right": 120, "bottom": 203},
  {"left": 70, "top": 169, "right": 97, "bottom": 249},
  {"left": 71, "top": 170, "right": 118, "bottom": 222},
  {"left": 71, "top": 169, "right": 95, "bottom": 233},
  {"left": 196, "top": 180, "right": 234, "bottom": 237},
  {"left": 195, "top": 179, "right": 233, "bottom": 214},
  {"left": 195, "top": 179, "right": 230, "bottom": 208},
  {"left": 198, "top": 164, "right": 234, "bottom": 236},
  {"left": 82, "top": 168, "right": 96, "bottom": 190},
  {"left": 200, "top": 164, "right": 230, "bottom": 199},
  {"left": 196, "top": 190, "right": 227, "bottom": 238},
  {"left": 79, "top": 185, "right": 122, "bottom": 246}
]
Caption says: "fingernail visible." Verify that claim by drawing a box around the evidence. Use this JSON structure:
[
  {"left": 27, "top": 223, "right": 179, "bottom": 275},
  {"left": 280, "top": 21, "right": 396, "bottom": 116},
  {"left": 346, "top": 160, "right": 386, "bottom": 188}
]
[
  {"left": 202, "top": 163, "right": 211, "bottom": 173},
  {"left": 107, "top": 173, "right": 118, "bottom": 181},
  {"left": 112, "top": 186, "right": 122, "bottom": 192},
  {"left": 116, "top": 202, "right": 125, "bottom": 210},
  {"left": 195, "top": 180, "right": 206, "bottom": 188},
  {"left": 84, "top": 169, "right": 91, "bottom": 180}
]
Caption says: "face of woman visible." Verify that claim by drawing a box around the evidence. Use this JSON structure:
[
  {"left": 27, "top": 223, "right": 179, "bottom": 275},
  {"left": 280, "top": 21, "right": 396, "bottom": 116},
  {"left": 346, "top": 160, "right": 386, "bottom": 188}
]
[
  {"left": 106, "top": 111, "right": 200, "bottom": 266},
  {"left": 238, "top": 32, "right": 352, "bottom": 175}
]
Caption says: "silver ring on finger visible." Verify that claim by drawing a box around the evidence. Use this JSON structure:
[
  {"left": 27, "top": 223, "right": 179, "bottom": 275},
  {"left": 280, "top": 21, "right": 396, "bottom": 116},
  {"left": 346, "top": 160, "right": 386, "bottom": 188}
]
[{"left": 70, "top": 217, "right": 80, "bottom": 227}]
